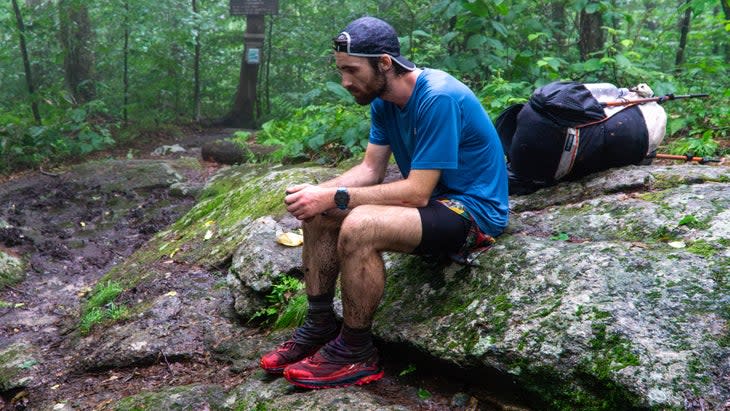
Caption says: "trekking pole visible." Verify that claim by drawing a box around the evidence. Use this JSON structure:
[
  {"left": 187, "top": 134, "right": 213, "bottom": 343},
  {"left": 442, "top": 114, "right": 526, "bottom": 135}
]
[
  {"left": 601, "top": 93, "right": 709, "bottom": 107},
  {"left": 651, "top": 153, "right": 721, "bottom": 164}
]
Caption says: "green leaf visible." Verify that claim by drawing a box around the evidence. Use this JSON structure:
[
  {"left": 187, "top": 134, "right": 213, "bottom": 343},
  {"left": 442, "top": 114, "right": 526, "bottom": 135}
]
[
  {"left": 615, "top": 54, "right": 631, "bottom": 68},
  {"left": 325, "top": 82, "right": 354, "bottom": 104},
  {"left": 442, "top": 31, "right": 459, "bottom": 44},
  {"left": 485, "top": 38, "right": 504, "bottom": 50},
  {"left": 399, "top": 364, "right": 417, "bottom": 376},
  {"left": 583, "top": 58, "right": 603, "bottom": 71},
  {"left": 417, "top": 388, "right": 432, "bottom": 400},
  {"left": 585, "top": 2, "right": 600, "bottom": 13},
  {"left": 20, "top": 359, "right": 38, "bottom": 369},
  {"left": 70, "top": 108, "right": 87, "bottom": 123},
  {"left": 550, "top": 232, "right": 570, "bottom": 241},
  {"left": 29, "top": 126, "right": 46, "bottom": 138},
  {"left": 466, "top": 34, "right": 487, "bottom": 49},
  {"left": 669, "top": 118, "right": 688, "bottom": 135},
  {"left": 494, "top": 1, "right": 509, "bottom": 15},
  {"left": 490, "top": 21, "right": 508, "bottom": 37},
  {"left": 461, "top": 0, "right": 490, "bottom": 17}
]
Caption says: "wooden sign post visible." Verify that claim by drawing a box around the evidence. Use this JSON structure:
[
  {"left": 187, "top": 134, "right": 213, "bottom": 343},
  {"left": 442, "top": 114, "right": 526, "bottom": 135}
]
[{"left": 222, "top": 0, "right": 278, "bottom": 128}]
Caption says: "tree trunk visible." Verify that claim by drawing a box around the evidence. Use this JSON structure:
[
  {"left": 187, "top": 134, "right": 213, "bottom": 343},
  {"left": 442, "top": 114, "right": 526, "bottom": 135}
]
[
  {"left": 675, "top": 0, "right": 692, "bottom": 71},
  {"left": 59, "top": 0, "right": 96, "bottom": 104},
  {"left": 550, "top": 0, "right": 567, "bottom": 53},
  {"left": 220, "top": 15, "right": 265, "bottom": 128},
  {"left": 721, "top": 0, "right": 730, "bottom": 64},
  {"left": 578, "top": 1, "right": 605, "bottom": 61},
  {"left": 263, "top": 15, "right": 273, "bottom": 116},
  {"left": 12, "top": 0, "right": 42, "bottom": 125},
  {"left": 192, "top": 0, "right": 201, "bottom": 122},
  {"left": 123, "top": 0, "right": 130, "bottom": 125}
]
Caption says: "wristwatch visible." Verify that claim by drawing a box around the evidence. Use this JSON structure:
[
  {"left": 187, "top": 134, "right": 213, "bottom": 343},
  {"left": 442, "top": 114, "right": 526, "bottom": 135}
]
[{"left": 334, "top": 187, "right": 349, "bottom": 210}]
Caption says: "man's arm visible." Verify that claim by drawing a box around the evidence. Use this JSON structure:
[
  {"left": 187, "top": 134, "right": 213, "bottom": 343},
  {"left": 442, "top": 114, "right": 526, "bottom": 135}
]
[
  {"left": 284, "top": 143, "right": 441, "bottom": 220},
  {"left": 319, "top": 143, "right": 391, "bottom": 188}
]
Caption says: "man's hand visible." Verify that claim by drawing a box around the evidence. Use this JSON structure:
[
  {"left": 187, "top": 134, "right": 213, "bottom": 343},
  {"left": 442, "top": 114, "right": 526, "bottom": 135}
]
[{"left": 284, "top": 184, "right": 334, "bottom": 221}]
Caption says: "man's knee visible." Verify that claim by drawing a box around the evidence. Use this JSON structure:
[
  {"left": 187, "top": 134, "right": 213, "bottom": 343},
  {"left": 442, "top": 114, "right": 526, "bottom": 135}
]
[{"left": 337, "top": 207, "right": 378, "bottom": 254}]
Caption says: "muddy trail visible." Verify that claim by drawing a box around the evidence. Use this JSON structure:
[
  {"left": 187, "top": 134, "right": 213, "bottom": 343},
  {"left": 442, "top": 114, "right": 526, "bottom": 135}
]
[{"left": 0, "top": 129, "right": 530, "bottom": 410}]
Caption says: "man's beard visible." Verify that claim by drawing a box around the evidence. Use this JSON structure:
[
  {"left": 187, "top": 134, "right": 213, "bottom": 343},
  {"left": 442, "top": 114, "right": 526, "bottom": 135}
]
[{"left": 352, "top": 68, "right": 389, "bottom": 106}]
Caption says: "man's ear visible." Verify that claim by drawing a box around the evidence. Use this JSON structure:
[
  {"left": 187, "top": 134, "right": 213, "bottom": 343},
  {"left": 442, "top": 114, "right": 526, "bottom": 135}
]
[{"left": 379, "top": 55, "right": 393, "bottom": 71}]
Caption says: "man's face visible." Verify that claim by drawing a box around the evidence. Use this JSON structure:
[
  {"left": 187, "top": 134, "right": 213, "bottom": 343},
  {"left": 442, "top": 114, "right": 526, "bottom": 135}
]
[{"left": 334, "top": 52, "right": 387, "bottom": 105}]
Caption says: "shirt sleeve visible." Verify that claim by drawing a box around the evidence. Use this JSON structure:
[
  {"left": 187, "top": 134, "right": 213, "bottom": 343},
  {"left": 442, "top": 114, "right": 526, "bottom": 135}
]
[
  {"left": 368, "top": 100, "right": 389, "bottom": 146},
  {"left": 411, "top": 94, "right": 460, "bottom": 170}
]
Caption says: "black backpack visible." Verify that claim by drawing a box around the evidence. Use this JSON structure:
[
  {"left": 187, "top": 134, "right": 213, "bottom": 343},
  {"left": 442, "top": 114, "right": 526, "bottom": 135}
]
[{"left": 496, "top": 81, "right": 652, "bottom": 193}]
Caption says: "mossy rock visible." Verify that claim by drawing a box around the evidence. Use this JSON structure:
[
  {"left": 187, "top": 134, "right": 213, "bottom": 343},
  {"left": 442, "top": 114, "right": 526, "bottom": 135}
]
[
  {"left": 112, "top": 384, "right": 228, "bottom": 411},
  {"left": 85, "top": 163, "right": 338, "bottom": 332},
  {"left": 202, "top": 140, "right": 248, "bottom": 165},
  {"left": 0, "top": 342, "right": 37, "bottom": 391},
  {"left": 0, "top": 250, "right": 25, "bottom": 289}
]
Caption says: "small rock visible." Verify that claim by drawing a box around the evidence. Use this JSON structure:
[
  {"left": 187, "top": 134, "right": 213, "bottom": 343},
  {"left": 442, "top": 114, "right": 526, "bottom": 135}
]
[
  {"left": 169, "top": 182, "right": 202, "bottom": 198},
  {"left": 152, "top": 144, "right": 187, "bottom": 156},
  {"left": 201, "top": 140, "right": 247, "bottom": 165},
  {"left": 450, "top": 392, "right": 475, "bottom": 408}
]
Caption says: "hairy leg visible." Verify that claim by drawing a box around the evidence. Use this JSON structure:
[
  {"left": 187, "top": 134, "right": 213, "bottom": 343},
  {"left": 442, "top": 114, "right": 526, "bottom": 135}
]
[
  {"left": 301, "top": 212, "right": 346, "bottom": 296},
  {"left": 336, "top": 205, "right": 421, "bottom": 329}
]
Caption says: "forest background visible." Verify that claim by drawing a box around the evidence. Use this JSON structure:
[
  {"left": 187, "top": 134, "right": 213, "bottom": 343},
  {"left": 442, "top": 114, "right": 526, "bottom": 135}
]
[{"left": 1, "top": 0, "right": 728, "bottom": 174}]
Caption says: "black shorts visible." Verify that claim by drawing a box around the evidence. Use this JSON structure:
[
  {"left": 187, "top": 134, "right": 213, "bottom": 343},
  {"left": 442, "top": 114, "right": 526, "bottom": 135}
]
[{"left": 412, "top": 199, "right": 471, "bottom": 255}]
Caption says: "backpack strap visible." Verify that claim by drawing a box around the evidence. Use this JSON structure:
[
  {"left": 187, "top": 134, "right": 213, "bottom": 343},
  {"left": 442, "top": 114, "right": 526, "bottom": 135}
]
[{"left": 554, "top": 127, "right": 580, "bottom": 180}]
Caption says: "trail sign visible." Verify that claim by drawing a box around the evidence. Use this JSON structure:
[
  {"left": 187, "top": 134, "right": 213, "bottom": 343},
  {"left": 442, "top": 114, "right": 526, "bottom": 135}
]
[
  {"left": 224, "top": 0, "right": 279, "bottom": 128},
  {"left": 230, "top": 0, "right": 278, "bottom": 16}
]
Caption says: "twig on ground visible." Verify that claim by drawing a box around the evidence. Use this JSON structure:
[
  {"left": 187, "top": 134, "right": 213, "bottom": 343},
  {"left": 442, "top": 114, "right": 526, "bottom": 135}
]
[
  {"left": 39, "top": 166, "right": 64, "bottom": 177},
  {"left": 5, "top": 284, "right": 30, "bottom": 296},
  {"left": 160, "top": 351, "right": 175, "bottom": 376}
]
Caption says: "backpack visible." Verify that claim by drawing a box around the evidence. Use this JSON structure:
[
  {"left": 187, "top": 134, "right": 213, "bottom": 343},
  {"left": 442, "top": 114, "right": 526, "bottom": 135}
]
[{"left": 496, "top": 81, "right": 667, "bottom": 194}]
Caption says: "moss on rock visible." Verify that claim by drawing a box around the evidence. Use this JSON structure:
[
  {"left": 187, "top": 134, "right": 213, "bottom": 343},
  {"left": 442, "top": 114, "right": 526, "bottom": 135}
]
[
  {"left": 0, "top": 343, "right": 36, "bottom": 391},
  {"left": 0, "top": 250, "right": 25, "bottom": 289}
]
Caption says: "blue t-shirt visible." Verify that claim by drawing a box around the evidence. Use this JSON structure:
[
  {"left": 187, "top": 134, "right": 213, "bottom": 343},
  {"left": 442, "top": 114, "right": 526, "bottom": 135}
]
[{"left": 369, "top": 69, "right": 509, "bottom": 236}]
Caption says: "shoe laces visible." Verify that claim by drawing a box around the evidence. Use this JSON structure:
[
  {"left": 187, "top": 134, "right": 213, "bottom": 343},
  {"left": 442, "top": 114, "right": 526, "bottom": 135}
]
[{"left": 276, "top": 340, "right": 297, "bottom": 351}]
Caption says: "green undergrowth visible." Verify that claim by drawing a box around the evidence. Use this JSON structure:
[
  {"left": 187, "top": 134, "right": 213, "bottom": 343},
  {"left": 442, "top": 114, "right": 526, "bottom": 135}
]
[
  {"left": 0, "top": 253, "right": 25, "bottom": 289},
  {"left": 78, "top": 281, "right": 130, "bottom": 334},
  {"left": 249, "top": 275, "right": 307, "bottom": 329}
]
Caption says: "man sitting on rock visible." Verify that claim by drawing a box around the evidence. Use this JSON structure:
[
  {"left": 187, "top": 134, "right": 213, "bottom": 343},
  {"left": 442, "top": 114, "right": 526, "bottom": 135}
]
[{"left": 260, "top": 16, "right": 509, "bottom": 389}]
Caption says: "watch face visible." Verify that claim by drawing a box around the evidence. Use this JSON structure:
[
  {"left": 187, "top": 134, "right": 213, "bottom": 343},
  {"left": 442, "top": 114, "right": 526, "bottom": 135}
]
[{"left": 335, "top": 188, "right": 349, "bottom": 208}]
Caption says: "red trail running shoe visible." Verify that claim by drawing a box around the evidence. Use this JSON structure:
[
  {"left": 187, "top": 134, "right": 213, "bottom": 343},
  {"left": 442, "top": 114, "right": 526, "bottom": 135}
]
[
  {"left": 283, "top": 349, "right": 383, "bottom": 389},
  {"left": 260, "top": 340, "right": 322, "bottom": 374}
]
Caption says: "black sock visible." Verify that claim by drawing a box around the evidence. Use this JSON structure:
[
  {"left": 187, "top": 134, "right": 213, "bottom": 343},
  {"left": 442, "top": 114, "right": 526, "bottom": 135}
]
[
  {"left": 293, "top": 293, "right": 339, "bottom": 345},
  {"left": 322, "top": 324, "right": 375, "bottom": 362}
]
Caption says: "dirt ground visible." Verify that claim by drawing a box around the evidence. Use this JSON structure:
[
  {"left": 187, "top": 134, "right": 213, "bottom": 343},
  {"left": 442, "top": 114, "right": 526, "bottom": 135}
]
[
  {"left": 0, "top": 127, "right": 529, "bottom": 410},
  {"left": 0, "top": 127, "right": 224, "bottom": 410}
]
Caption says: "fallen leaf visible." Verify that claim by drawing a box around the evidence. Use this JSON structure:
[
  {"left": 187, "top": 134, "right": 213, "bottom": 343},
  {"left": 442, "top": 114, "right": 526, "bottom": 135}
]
[
  {"left": 277, "top": 231, "right": 304, "bottom": 247},
  {"left": 102, "top": 374, "right": 119, "bottom": 382},
  {"left": 165, "top": 291, "right": 177, "bottom": 297},
  {"left": 77, "top": 286, "right": 92, "bottom": 298},
  {"left": 668, "top": 241, "right": 686, "bottom": 248},
  {"left": 204, "top": 229, "right": 214, "bottom": 241}
]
